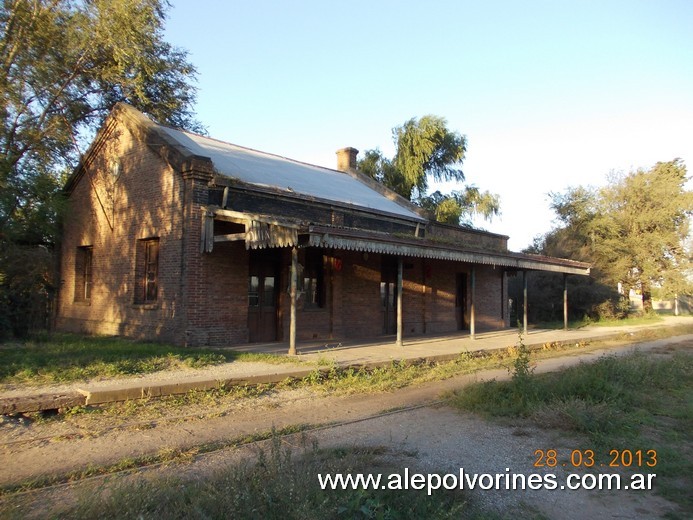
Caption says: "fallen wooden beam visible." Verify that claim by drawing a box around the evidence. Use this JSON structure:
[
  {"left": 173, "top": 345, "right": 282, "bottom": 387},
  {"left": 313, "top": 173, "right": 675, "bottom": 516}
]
[{"left": 0, "top": 392, "right": 86, "bottom": 415}]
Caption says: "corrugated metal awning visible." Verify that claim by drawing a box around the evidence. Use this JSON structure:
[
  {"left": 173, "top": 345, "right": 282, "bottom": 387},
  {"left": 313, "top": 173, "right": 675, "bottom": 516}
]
[
  {"left": 203, "top": 209, "right": 590, "bottom": 276},
  {"left": 307, "top": 228, "right": 590, "bottom": 276}
]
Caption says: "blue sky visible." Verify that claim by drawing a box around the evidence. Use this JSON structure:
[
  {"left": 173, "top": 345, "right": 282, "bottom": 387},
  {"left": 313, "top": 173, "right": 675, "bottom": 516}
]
[{"left": 164, "top": 0, "right": 693, "bottom": 251}]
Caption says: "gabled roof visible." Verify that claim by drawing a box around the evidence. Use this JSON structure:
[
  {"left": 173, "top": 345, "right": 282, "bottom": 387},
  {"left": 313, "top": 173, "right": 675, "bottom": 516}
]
[
  {"left": 158, "top": 127, "right": 426, "bottom": 222},
  {"left": 66, "top": 103, "right": 426, "bottom": 222}
]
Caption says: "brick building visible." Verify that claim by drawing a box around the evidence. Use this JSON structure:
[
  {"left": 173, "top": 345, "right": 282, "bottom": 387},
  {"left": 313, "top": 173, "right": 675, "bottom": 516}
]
[{"left": 56, "top": 104, "right": 590, "bottom": 349}]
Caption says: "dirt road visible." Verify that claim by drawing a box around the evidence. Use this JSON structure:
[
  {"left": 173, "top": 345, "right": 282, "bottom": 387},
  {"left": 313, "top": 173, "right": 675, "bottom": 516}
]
[{"left": 2, "top": 335, "right": 690, "bottom": 518}]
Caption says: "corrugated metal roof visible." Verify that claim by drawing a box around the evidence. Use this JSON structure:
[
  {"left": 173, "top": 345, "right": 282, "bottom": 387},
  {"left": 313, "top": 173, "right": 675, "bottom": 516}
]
[{"left": 159, "top": 127, "right": 424, "bottom": 221}]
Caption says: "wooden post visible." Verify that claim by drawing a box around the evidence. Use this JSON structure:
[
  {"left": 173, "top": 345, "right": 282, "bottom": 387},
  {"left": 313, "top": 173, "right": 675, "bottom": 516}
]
[
  {"left": 563, "top": 273, "right": 569, "bottom": 330},
  {"left": 675, "top": 293, "right": 679, "bottom": 316},
  {"left": 523, "top": 270, "right": 528, "bottom": 336},
  {"left": 470, "top": 266, "right": 476, "bottom": 340},
  {"left": 396, "top": 257, "right": 403, "bottom": 346},
  {"left": 288, "top": 247, "right": 298, "bottom": 356}
]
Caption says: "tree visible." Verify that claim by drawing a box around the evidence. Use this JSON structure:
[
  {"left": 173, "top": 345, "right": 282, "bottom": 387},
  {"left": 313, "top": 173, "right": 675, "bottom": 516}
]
[
  {"left": 532, "top": 159, "right": 693, "bottom": 316},
  {"left": 1, "top": 0, "right": 200, "bottom": 244},
  {"left": 591, "top": 159, "right": 693, "bottom": 310},
  {"left": 0, "top": 0, "right": 200, "bottom": 336},
  {"left": 358, "top": 115, "right": 499, "bottom": 226},
  {"left": 418, "top": 187, "right": 500, "bottom": 226}
]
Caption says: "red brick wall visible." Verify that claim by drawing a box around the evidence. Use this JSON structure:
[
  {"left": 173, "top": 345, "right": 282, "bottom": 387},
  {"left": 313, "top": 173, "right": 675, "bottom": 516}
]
[
  {"left": 474, "top": 265, "right": 507, "bottom": 330},
  {"left": 423, "top": 259, "right": 459, "bottom": 334},
  {"left": 186, "top": 240, "right": 249, "bottom": 346},
  {"left": 56, "top": 118, "right": 186, "bottom": 343}
]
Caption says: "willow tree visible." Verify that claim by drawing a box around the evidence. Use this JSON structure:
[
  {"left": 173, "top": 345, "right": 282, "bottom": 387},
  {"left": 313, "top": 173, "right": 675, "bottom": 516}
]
[
  {"left": 358, "top": 115, "right": 499, "bottom": 226},
  {"left": 0, "top": 0, "right": 200, "bottom": 335}
]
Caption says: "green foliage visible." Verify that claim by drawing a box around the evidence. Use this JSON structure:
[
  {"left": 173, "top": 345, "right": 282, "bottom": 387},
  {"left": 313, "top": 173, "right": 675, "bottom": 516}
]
[
  {"left": 419, "top": 187, "right": 500, "bottom": 226},
  {"left": 591, "top": 160, "right": 693, "bottom": 309},
  {"left": 0, "top": 0, "right": 200, "bottom": 337},
  {"left": 1, "top": 0, "right": 200, "bottom": 241},
  {"left": 527, "top": 159, "right": 693, "bottom": 320},
  {"left": 357, "top": 115, "right": 498, "bottom": 227},
  {"left": 393, "top": 115, "right": 467, "bottom": 198},
  {"left": 510, "top": 330, "right": 534, "bottom": 388},
  {"left": 357, "top": 148, "right": 410, "bottom": 198},
  {"left": 452, "top": 350, "right": 693, "bottom": 511},
  {"left": 453, "top": 350, "right": 692, "bottom": 442},
  {"left": 0, "top": 243, "right": 54, "bottom": 338},
  {"left": 508, "top": 268, "right": 624, "bottom": 324}
]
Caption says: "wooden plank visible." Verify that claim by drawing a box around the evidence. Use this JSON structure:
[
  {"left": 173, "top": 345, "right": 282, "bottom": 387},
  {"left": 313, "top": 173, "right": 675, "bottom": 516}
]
[
  {"left": 214, "top": 233, "right": 246, "bottom": 243},
  {"left": 212, "top": 207, "right": 302, "bottom": 229},
  {"left": 0, "top": 392, "right": 86, "bottom": 414}
]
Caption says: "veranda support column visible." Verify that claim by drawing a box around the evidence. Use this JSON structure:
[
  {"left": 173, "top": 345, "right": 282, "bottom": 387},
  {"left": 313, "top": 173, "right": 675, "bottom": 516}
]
[
  {"left": 470, "top": 266, "right": 476, "bottom": 340},
  {"left": 288, "top": 247, "right": 298, "bottom": 356},
  {"left": 563, "top": 273, "right": 569, "bottom": 330},
  {"left": 396, "top": 257, "right": 403, "bottom": 346},
  {"left": 523, "top": 270, "right": 528, "bottom": 336}
]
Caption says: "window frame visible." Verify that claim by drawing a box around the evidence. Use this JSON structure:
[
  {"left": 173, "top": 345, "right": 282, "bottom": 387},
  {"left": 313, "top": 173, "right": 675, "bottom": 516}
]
[
  {"left": 135, "top": 238, "right": 159, "bottom": 304},
  {"left": 74, "top": 245, "right": 93, "bottom": 303},
  {"left": 302, "top": 249, "right": 325, "bottom": 309}
]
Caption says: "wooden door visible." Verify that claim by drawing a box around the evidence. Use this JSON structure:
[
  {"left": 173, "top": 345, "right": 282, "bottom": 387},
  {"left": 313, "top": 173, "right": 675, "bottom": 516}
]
[
  {"left": 381, "top": 281, "right": 397, "bottom": 334},
  {"left": 456, "top": 272, "right": 468, "bottom": 330},
  {"left": 248, "top": 252, "right": 279, "bottom": 342},
  {"left": 381, "top": 257, "right": 398, "bottom": 334}
]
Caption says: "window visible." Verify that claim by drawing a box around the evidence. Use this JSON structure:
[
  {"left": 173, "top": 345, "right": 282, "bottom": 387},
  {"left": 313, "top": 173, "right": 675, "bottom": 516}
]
[
  {"left": 74, "top": 246, "right": 93, "bottom": 302},
  {"left": 136, "top": 238, "right": 159, "bottom": 303},
  {"left": 248, "top": 276, "right": 260, "bottom": 307},
  {"left": 262, "top": 276, "right": 276, "bottom": 307},
  {"left": 303, "top": 249, "right": 325, "bottom": 309}
]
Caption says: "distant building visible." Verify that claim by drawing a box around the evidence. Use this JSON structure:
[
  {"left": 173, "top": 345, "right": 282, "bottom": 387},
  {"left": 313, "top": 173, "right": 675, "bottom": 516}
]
[{"left": 56, "top": 104, "right": 590, "bottom": 348}]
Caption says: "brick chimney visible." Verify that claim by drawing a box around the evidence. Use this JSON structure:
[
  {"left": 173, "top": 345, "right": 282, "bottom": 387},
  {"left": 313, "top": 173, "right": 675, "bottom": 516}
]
[{"left": 336, "top": 147, "right": 359, "bottom": 172}]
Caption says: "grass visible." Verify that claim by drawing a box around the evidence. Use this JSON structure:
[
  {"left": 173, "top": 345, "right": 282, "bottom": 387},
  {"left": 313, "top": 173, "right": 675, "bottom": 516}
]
[
  {"left": 18, "top": 323, "right": 692, "bottom": 426},
  {"left": 0, "top": 333, "right": 300, "bottom": 386},
  {"left": 532, "top": 311, "right": 674, "bottom": 330},
  {"left": 3, "top": 317, "right": 692, "bottom": 388},
  {"left": 451, "top": 348, "right": 693, "bottom": 516},
  {"left": 297, "top": 323, "right": 693, "bottom": 397},
  {"left": 3, "top": 435, "right": 494, "bottom": 520}
]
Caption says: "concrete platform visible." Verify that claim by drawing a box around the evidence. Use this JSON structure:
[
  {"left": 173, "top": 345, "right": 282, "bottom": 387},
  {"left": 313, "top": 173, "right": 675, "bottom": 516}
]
[{"left": 2, "top": 316, "right": 691, "bottom": 414}]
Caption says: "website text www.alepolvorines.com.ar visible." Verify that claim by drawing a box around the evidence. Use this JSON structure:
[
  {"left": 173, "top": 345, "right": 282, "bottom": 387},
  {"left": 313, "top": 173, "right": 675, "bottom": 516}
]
[{"left": 318, "top": 468, "right": 656, "bottom": 496}]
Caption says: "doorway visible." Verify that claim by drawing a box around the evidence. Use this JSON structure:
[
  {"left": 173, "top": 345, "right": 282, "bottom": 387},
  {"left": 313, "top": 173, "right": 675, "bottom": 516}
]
[
  {"left": 248, "top": 250, "right": 279, "bottom": 342},
  {"left": 381, "top": 257, "right": 398, "bottom": 334},
  {"left": 456, "top": 272, "right": 468, "bottom": 330},
  {"left": 381, "top": 281, "right": 397, "bottom": 334}
]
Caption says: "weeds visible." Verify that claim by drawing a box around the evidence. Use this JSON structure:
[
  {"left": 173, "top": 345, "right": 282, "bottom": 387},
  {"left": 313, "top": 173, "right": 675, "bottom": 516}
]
[
  {"left": 451, "top": 350, "right": 693, "bottom": 513},
  {"left": 19, "top": 434, "right": 488, "bottom": 520}
]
